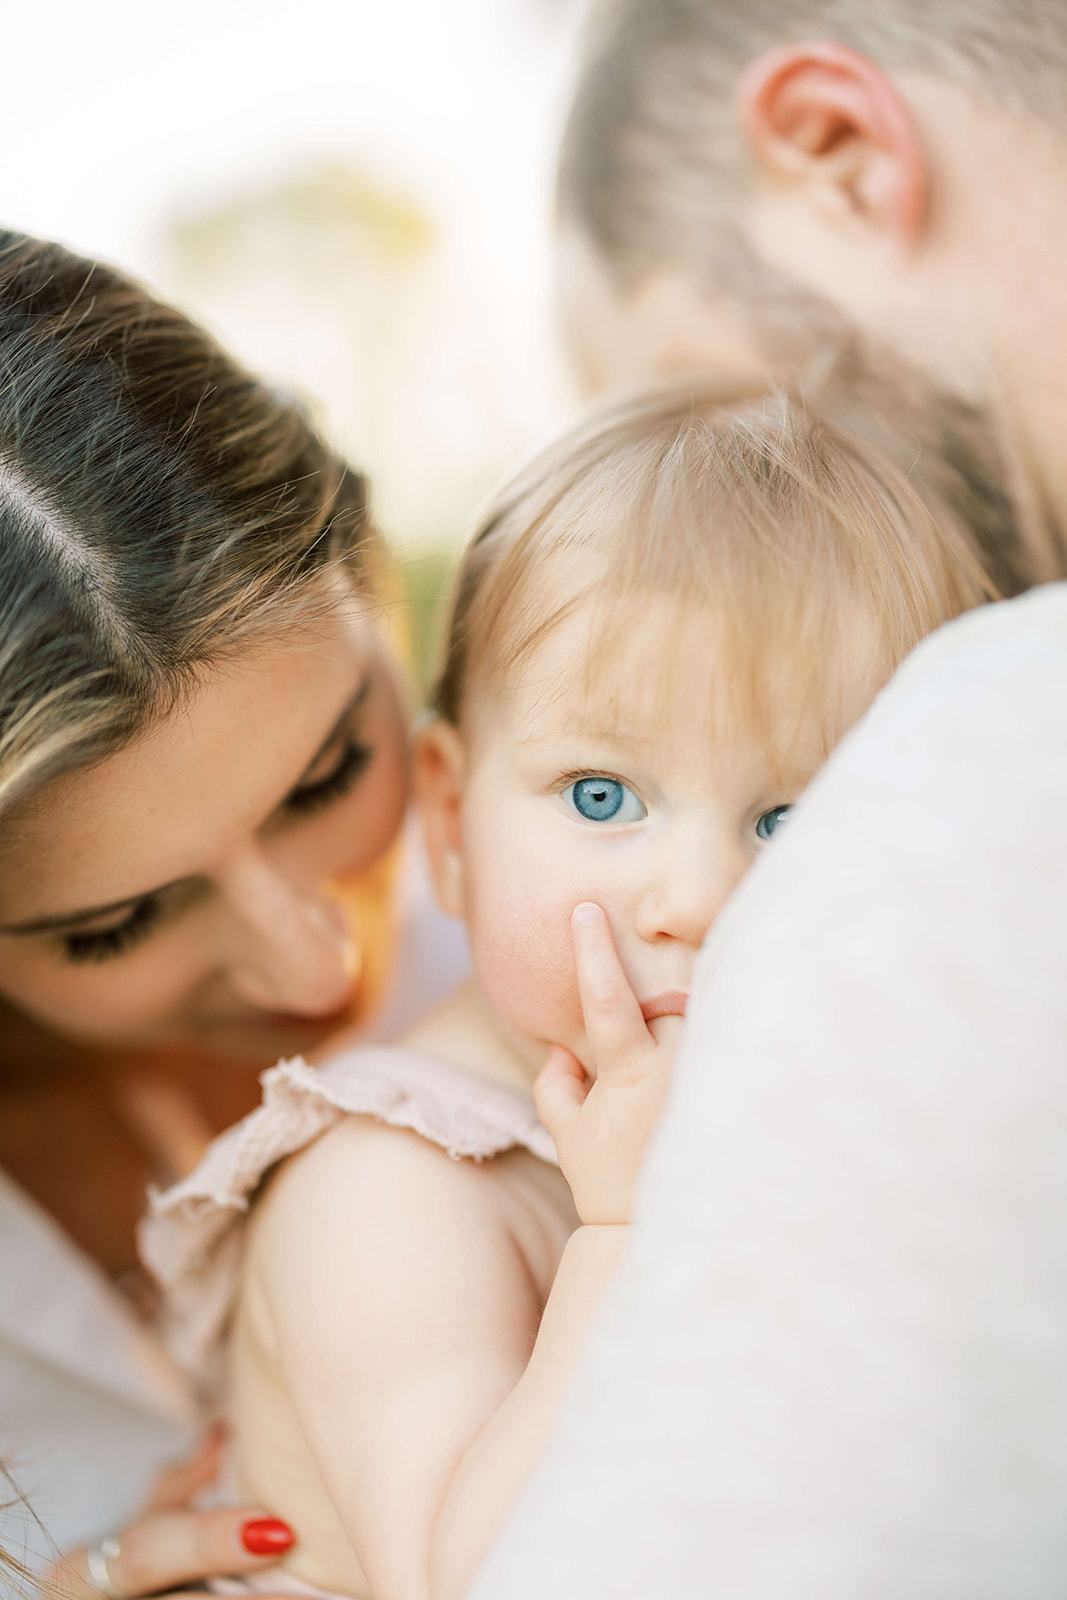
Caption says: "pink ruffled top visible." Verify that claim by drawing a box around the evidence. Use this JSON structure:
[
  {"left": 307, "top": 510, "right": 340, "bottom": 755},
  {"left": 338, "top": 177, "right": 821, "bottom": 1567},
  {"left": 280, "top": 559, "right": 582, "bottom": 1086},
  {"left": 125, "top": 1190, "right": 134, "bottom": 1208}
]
[{"left": 139, "top": 1047, "right": 557, "bottom": 1389}]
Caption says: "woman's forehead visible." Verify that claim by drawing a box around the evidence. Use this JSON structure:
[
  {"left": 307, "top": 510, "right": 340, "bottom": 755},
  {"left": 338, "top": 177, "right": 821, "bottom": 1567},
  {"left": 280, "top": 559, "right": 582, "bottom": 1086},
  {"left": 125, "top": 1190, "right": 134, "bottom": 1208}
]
[{"left": 0, "top": 612, "right": 378, "bottom": 927}]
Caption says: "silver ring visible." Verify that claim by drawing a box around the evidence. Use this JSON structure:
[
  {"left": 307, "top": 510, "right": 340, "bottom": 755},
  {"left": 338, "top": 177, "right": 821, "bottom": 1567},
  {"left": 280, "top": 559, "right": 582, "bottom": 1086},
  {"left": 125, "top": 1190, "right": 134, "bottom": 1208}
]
[{"left": 85, "top": 1537, "right": 125, "bottom": 1599}]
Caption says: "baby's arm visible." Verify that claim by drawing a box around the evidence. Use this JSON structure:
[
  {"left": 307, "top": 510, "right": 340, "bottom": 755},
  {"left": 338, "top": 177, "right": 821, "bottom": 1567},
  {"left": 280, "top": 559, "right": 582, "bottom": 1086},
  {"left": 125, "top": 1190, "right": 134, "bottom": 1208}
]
[
  {"left": 246, "top": 907, "right": 673, "bottom": 1600},
  {"left": 247, "top": 1117, "right": 621, "bottom": 1600},
  {"left": 435, "top": 904, "right": 680, "bottom": 1590}
]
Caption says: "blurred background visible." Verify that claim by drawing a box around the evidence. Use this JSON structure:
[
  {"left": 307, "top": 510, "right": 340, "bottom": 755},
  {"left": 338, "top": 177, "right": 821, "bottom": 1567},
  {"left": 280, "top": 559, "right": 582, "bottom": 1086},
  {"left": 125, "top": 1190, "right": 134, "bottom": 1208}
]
[{"left": 1, "top": 0, "right": 586, "bottom": 675}]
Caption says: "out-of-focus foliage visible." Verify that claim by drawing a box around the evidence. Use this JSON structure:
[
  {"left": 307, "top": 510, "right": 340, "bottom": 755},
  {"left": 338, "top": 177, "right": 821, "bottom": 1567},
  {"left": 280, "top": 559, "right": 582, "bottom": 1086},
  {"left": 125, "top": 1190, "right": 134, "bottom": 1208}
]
[
  {"left": 400, "top": 548, "right": 459, "bottom": 705},
  {"left": 165, "top": 156, "right": 568, "bottom": 557}
]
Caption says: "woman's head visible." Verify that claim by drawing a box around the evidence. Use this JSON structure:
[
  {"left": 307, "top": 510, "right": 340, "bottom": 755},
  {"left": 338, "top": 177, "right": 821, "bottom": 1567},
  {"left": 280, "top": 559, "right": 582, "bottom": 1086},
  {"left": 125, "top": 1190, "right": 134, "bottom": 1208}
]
[
  {"left": 419, "top": 384, "right": 995, "bottom": 1070},
  {"left": 0, "top": 233, "right": 410, "bottom": 1062}
]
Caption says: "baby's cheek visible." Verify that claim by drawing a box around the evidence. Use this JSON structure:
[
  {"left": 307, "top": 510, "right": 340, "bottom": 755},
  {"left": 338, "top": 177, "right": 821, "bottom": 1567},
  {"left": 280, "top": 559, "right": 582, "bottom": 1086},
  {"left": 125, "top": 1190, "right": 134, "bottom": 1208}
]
[{"left": 467, "top": 879, "right": 585, "bottom": 1048}]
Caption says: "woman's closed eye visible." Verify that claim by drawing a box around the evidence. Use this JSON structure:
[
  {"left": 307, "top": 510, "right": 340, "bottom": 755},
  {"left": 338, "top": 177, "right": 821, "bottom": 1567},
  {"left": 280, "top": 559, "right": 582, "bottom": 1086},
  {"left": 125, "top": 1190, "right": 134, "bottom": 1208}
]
[
  {"left": 285, "top": 737, "right": 373, "bottom": 816},
  {"left": 60, "top": 739, "right": 374, "bottom": 964},
  {"left": 755, "top": 804, "right": 792, "bottom": 842},
  {"left": 563, "top": 774, "right": 647, "bottom": 824},
  {"left": 63, "top": 896, "right": 165, "bottom": 965}
]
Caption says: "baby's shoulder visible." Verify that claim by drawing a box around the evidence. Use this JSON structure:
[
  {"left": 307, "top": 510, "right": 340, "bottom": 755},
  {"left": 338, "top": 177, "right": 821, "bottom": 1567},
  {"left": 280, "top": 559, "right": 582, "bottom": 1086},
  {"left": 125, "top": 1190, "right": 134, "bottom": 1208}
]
[
  {"left": 143, "top": 1043, "right": 568, "bottom": 1385},
  {"left": 244, "top": 1093, "right": 574, "bottom": 1336},
  {"left": 258, "top": 1105, "right": 497, "bottom": 1231},
  {"left": 245, "top": 1053, "right": 575, "bottom": 1312},
  {"left": 253, "top": 1078, "right": 567, "bottom": 1266}
]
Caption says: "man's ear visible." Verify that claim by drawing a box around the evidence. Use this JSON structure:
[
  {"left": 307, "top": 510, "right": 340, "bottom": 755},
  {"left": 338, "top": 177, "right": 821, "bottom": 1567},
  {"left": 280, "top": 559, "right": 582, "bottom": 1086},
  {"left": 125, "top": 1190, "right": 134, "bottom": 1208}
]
[
  {"left": 413, "top": 717, "right": 467, "bottom": 919},
  {"left": 738, "top": 43, "right": 927, "bottom": 245}
]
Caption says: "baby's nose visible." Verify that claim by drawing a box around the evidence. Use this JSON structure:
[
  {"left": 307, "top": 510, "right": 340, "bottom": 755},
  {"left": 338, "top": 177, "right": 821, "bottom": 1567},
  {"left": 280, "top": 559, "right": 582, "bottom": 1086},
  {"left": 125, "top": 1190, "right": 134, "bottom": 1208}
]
[{"left": 637, "top": 834, "right": 750, "bottom": 947}]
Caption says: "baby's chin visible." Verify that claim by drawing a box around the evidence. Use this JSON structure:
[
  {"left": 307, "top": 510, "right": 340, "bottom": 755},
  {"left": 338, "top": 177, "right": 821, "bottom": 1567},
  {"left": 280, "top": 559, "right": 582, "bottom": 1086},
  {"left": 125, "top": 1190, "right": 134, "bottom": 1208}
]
[
  {"left": 474, "top": 956, "right": 577, "bottom": 1027},
  {"left": 486, "top": 993, "right": 588, "bottom": 1079},
  {"left": 527, "top": 1004, "right": 685, "bottom": 1083}
]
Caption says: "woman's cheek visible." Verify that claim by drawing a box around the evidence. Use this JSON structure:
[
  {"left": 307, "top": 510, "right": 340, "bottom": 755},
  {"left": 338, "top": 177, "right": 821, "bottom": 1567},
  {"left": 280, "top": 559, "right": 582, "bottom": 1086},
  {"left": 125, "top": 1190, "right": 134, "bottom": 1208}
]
[{"left": 0, "top": 940, "right": 200, "bottom": 1040}]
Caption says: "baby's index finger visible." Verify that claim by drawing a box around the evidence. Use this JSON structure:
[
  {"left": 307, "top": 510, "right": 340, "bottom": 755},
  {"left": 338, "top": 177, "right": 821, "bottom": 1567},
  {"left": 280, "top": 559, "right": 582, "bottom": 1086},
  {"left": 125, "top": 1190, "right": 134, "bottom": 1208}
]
[{"left": 571, "top": 902, "right": 650, "bottom": 1077}]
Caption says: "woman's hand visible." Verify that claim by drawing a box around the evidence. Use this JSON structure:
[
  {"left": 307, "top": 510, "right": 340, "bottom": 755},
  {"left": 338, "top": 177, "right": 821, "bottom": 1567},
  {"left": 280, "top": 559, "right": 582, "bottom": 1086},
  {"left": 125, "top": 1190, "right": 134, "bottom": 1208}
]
[
  {"left": 534, "top": 901, "right": 678, "bottom": 1224},
  {"left": 48, "top": 1429, "right": 296, "bottom": 1600}
]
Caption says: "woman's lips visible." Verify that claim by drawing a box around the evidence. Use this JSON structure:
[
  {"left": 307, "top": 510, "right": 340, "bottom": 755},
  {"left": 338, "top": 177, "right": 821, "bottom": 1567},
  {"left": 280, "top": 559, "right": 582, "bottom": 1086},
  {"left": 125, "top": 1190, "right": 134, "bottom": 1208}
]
[{"left": 640, "top": 990, "right": 689, "bottom": 1024}]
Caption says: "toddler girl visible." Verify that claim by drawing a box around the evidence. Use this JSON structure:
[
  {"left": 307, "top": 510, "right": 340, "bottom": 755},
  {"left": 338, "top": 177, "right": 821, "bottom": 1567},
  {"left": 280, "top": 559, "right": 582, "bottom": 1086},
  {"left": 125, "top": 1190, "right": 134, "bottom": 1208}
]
[{"left": 143, "top": 384, "right": 993, "bottom": 1600}]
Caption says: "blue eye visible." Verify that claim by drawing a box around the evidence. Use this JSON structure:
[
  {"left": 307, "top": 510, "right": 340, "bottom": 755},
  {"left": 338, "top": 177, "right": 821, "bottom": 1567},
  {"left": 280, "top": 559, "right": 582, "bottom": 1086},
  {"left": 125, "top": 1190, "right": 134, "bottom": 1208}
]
[
  {"left": 566, "top": 776, "right": 646, "bottom": 824},
  {"left": 755, "top": 805, "right": 792, "bottom": 841}
]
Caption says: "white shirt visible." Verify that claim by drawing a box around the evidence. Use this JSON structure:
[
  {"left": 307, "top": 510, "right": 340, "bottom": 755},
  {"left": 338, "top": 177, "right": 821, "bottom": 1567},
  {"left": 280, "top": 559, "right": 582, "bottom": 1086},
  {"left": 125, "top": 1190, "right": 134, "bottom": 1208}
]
[
  {"left": 472, "top": 586, "right": 1067, "bottom": 1598},
  {"left": 0, "top": 1167, "right": 198, "bottom": 1575},
  {"left": 0, "top": 823, "right": 469, "bottom": 1581}
]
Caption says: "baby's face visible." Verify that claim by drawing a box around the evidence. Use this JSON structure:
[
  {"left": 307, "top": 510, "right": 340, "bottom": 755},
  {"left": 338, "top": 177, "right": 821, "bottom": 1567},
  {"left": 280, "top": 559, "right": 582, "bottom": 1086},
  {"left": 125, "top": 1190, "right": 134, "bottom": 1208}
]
[{"left": 443, "top": 595, "right": 870, "bottom": 1074}]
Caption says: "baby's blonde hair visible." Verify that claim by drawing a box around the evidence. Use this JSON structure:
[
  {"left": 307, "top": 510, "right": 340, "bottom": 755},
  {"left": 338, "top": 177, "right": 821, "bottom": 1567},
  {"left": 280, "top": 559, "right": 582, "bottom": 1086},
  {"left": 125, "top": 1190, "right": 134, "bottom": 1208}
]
[{"left": 435, "top": 384, "right": 995, "bottom": 751}]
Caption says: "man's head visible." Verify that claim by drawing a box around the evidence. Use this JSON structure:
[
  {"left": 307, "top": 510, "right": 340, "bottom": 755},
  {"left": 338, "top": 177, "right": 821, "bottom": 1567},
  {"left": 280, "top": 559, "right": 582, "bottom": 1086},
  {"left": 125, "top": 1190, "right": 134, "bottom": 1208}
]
[{"left": 557, "top": 1, "right": 1067, "bottom": 573}]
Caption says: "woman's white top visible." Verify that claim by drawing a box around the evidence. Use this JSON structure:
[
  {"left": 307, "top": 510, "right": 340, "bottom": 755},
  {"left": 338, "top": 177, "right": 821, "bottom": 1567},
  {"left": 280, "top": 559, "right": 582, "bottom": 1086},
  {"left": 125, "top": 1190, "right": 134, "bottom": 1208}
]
[
  {"left": 0, "top": 825, "right": 468, "bottom": 1579},
  {"left": 0, "top": 1168, "right": 198, "bottom": 1573},
  {"left": 472, "top": 586, "right": 1067, "bottom": 1600}
]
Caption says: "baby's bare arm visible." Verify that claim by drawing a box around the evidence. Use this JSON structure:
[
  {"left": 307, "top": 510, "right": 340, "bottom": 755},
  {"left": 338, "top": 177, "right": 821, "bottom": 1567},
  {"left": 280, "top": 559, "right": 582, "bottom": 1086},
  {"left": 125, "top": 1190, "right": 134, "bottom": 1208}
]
[
  {"left": 247, "top": 1116, "right": 612, "bottom": 1600},
  {"left": 427, "top": 1221, "right": 626, "bottom": 1598}
]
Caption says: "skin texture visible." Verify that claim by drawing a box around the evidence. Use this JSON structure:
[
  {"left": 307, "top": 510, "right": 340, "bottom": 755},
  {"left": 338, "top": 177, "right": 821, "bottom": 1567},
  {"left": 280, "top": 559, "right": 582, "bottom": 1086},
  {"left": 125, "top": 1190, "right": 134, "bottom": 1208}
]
[
  {"left": 226, "top": 589, "right": 884, "bottom": 1600},
  {"left": 559, "top": 47, "right": 1067, "bottom": 534},
  {"left": 0, "top": 603, "right": 409, "bottom": 1063},
  {"left": 48, "top": 1432, "right": 300, "bottom": 1600},
  {"left": 420, "top": 597, "right": 863, "bottom": 1068},
  {"left": 0, "top": 599, "right": 412, "bottom": 1289}
]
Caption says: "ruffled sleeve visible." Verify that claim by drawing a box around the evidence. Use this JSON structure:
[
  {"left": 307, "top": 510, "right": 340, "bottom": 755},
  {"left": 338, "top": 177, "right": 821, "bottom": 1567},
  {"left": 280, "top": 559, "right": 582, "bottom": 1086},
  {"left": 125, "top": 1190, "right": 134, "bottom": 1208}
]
[{"left": 138, "top": 1048, "right": 555, "bottom": 1389}]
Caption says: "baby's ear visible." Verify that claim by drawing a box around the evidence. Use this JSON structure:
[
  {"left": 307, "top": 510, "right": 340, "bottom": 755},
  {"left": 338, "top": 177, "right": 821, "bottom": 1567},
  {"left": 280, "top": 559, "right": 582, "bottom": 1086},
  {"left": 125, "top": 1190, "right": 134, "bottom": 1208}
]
[{"left": 413, "top": 716, "right": 466, "bottom": 918}]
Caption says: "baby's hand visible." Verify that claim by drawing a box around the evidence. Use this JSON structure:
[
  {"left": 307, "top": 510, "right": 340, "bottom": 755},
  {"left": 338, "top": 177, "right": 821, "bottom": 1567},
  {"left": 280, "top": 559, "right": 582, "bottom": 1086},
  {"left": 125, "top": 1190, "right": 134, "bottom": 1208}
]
[{"left": 534, "top": 902, "right": 679, "bottom": 1225}]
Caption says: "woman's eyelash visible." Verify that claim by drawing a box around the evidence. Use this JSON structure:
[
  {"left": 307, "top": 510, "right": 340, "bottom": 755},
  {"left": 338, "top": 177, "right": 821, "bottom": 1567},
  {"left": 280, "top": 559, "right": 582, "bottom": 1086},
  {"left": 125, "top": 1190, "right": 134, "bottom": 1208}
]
[
  {"left": 63, "top": 897, "right": 164, "bottom": 966},
  {"left": 58, "top": 738, "right": 372, "bottom": 965},
  {"left": 285, "top": 738, "right": 373, "bottom": 815}
]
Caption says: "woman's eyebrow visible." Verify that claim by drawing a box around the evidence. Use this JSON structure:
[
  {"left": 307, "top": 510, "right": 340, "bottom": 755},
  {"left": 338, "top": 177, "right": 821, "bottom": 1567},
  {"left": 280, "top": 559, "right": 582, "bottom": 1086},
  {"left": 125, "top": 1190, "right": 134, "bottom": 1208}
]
[
  {"left": 0, "top": 879, "right": 187, "bottom": 938},
  {"left": 0, "top": 675, "right": 374, "bottom": 938}
]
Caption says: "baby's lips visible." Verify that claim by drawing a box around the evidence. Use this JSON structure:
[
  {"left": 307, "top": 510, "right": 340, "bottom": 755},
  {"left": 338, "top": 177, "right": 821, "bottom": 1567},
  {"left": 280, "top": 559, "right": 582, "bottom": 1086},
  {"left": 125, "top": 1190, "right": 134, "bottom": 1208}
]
[
  {"left": 240, "top": 1517, "right": 296, "bottom": 1557},
  {"left": 639, "top": 990, "right": 689, "bottom": 1024}
]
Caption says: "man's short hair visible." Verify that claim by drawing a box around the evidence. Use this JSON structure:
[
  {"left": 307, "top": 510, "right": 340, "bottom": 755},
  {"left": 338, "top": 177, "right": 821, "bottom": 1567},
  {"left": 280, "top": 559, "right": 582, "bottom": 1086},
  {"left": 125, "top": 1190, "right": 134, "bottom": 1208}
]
[
  {"left": 558, "top": 1, "right": 1067, "bottom": 587},
  {"left": 560, "top": 0, "right": 1067, "bottom": 292}
]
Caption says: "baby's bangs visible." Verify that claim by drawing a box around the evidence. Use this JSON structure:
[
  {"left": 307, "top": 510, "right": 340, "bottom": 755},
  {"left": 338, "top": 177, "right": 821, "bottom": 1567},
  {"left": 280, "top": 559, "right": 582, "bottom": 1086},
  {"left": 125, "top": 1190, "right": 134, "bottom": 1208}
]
[
  {"left": 562, "top": 406, "right": 976, "bottom": 762},
  {"left": 437, "top": 383, "right": 996, "bottom": 730},
  {"left": 452, "top": 429, "right": 676, "bottom": 706},
  {"left": 571, "top": 520, "right": 886, "bottom": 769}
]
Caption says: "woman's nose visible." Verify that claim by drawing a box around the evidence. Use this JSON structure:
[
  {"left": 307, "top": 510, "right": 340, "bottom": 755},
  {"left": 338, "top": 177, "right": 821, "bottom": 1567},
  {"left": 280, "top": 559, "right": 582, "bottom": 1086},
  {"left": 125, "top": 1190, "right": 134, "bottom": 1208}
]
[
  {"left": 222, "top": 849, "right": 360, "bottom": 1017},
  {"left": 635, "top": 828, "right": 748, "bottom": 949}
]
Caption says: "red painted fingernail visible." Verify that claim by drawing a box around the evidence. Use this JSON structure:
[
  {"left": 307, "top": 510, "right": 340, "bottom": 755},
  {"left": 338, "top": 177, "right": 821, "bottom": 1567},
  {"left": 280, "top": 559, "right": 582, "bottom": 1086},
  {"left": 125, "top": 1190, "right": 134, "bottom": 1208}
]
[{"left": 241, "top": 1517, "right": 295, "bottom": 1556}]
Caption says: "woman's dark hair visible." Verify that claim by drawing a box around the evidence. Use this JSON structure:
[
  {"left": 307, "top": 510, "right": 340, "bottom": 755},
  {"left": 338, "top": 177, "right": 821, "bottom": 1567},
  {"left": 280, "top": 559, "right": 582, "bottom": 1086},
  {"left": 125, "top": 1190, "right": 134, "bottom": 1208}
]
[{"left": 0, "top": 230, "right": 382, "bottom": 812}]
